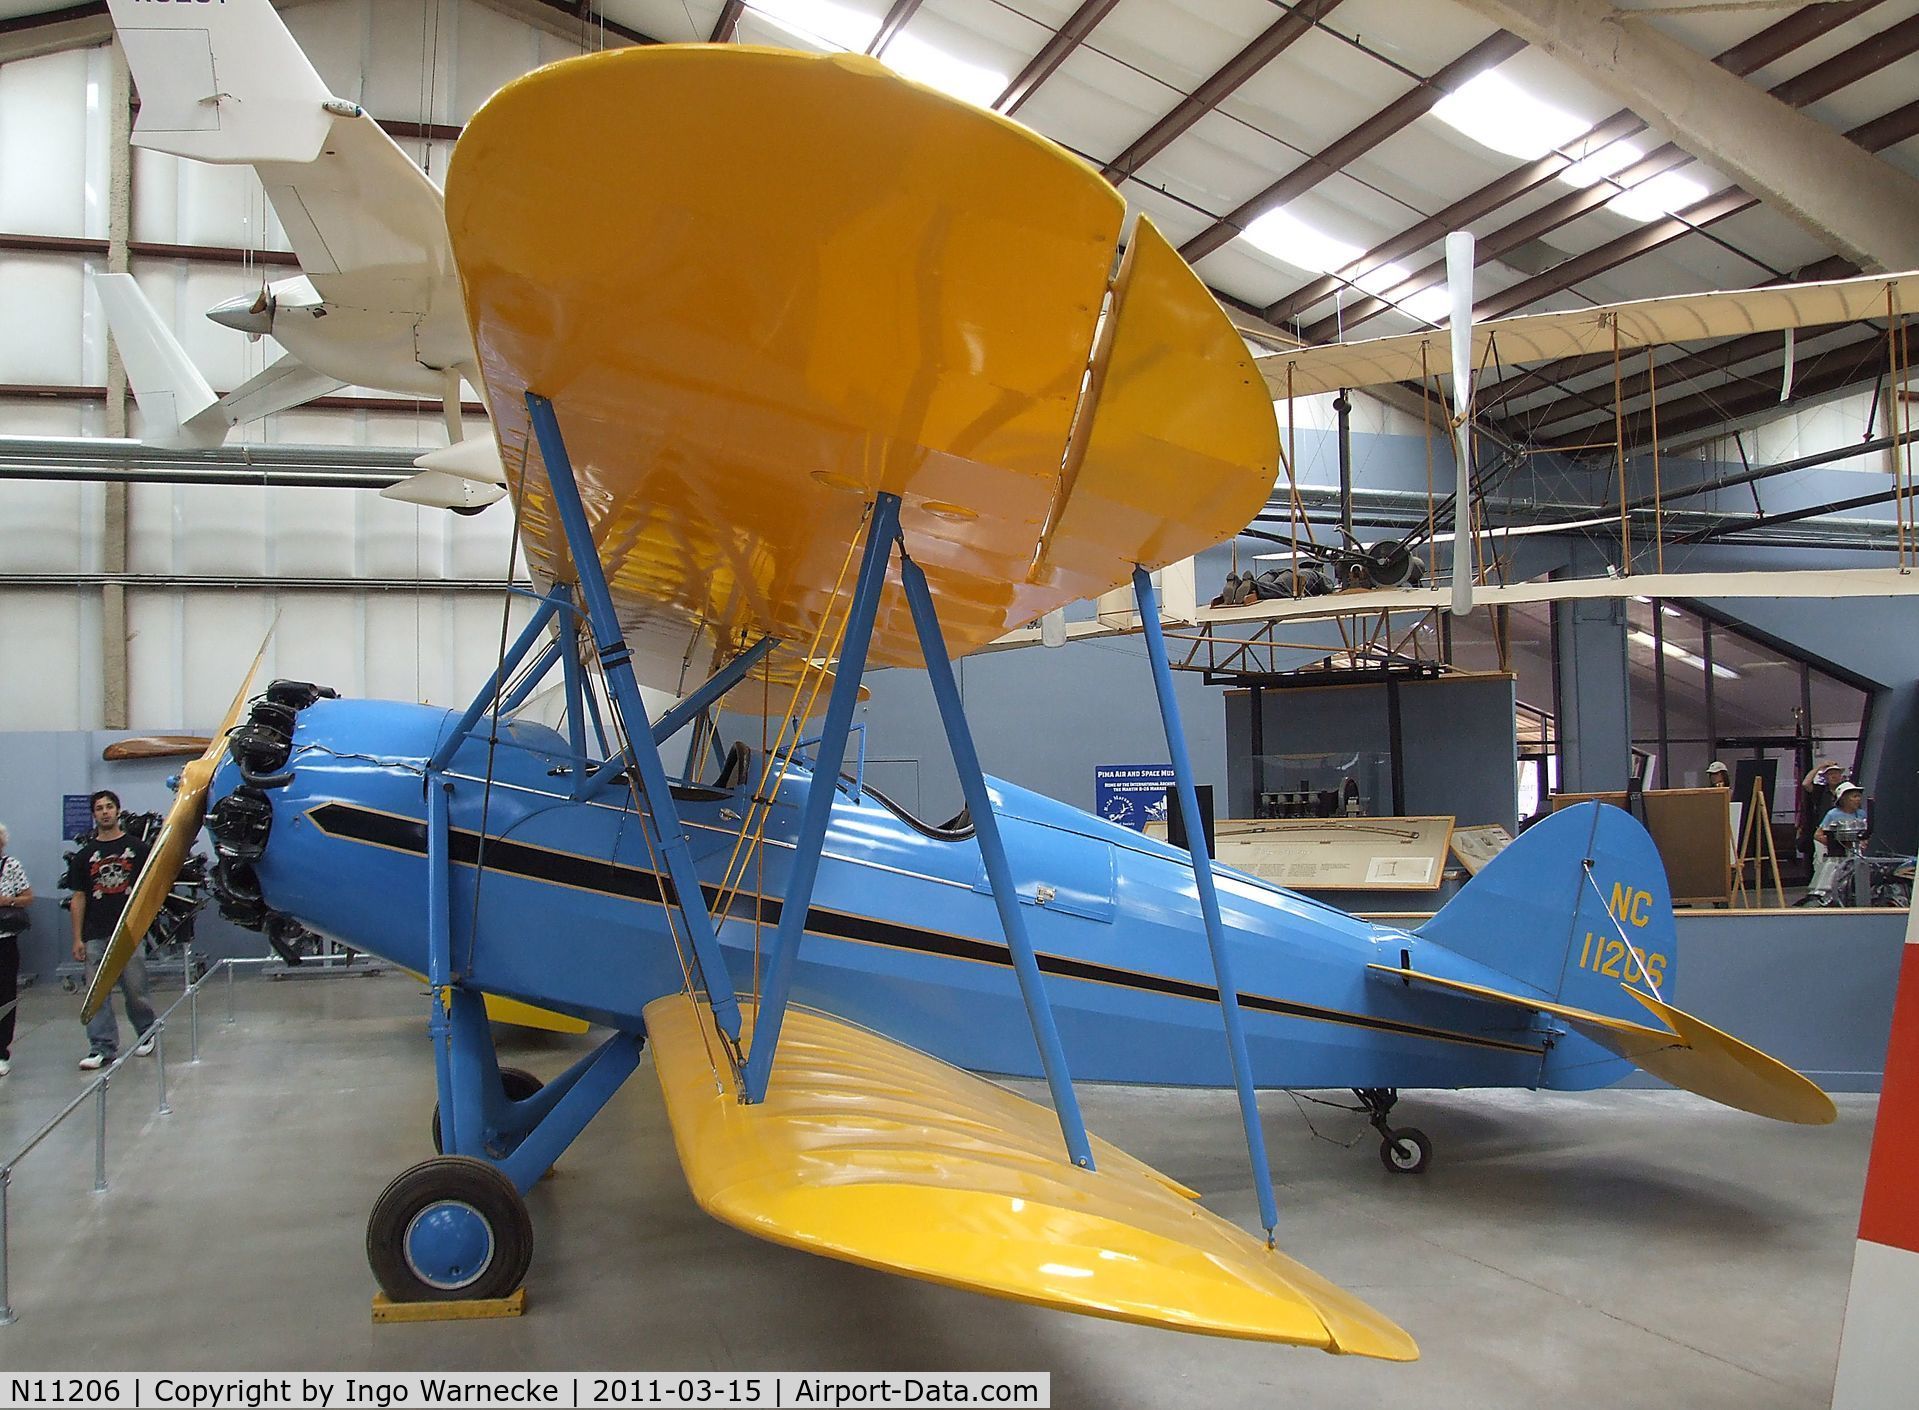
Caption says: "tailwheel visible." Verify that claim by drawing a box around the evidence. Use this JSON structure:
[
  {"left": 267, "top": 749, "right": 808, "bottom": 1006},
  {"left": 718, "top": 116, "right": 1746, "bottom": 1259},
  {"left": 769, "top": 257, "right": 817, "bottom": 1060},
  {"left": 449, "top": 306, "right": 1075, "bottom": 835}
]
[
  {"left": 1379, "top": 1128, "right": 1432, "bottom": 1175},
  {"left": 1354, "top": 1087, "right": 1432, "bottom": 1176},
  {"left": 431, "top": 1066, "right": 544, "bottom": 1155},
  {"left": 367, "top": 1156, "right": 532, "bottom": 1302}
]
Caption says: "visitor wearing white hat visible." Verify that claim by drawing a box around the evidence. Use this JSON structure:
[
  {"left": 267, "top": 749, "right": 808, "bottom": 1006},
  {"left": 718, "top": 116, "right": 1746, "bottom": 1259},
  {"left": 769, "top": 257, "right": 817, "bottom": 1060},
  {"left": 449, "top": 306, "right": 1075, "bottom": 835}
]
[
  {"left": 1806, "top": 782, "right": 1869, "bottom": 903},
  {"left": 1705, "top": 761, "right": 1730, "bottom": 787}
]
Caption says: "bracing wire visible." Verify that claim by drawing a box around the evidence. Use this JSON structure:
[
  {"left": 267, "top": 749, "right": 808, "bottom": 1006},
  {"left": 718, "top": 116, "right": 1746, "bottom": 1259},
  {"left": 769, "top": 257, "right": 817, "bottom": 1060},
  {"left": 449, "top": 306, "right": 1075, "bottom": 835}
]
[
  {"left": 459, "top": 431, "right": 534, "bottom": 975},
  {"left": 579, "top": 606, "right": 727, "bottom": 1084},
  {"left": 705, "top": 507, "right": 874, "bottom": 972}
]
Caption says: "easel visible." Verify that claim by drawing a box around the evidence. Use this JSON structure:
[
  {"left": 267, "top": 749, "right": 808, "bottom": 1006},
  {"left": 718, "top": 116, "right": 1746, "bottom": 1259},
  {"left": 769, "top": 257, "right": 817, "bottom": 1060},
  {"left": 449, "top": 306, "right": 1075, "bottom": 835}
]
[{"left": 1731, "top": 777, "right": 1786, "bottom": 908}]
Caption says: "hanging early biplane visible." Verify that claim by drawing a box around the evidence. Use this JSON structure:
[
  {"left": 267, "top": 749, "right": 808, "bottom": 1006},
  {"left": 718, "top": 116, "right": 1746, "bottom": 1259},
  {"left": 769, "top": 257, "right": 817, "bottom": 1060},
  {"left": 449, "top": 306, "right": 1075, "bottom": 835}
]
[{"left": 84, "top": 44, "right": 1834, "bottom": 1361}]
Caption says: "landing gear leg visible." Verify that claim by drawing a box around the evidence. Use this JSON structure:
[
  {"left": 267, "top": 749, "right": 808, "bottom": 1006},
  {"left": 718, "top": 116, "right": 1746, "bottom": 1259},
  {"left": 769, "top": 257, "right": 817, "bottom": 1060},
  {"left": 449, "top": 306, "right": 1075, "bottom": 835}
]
[
  {"left": 366, "top": 780, "right": 649, "bottom": 1303},
  {"left": 367, "top": 989, "right": 645, "bottom": 1303},
  {"left": 1355, "top": 1088, "right": 1431, "bottom": 1175}
]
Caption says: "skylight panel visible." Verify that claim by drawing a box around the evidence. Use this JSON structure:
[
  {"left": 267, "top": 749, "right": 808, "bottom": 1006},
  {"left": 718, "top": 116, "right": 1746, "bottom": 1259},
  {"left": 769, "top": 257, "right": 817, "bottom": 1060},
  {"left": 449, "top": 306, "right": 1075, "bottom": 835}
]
[
  {"left": 746, "top": 0, "right": 879, "bottom": 51},
  {"left": 1432, "top": 67, "right": 1589, "bottom": 162},
  {"left": 1606, "top": 169, "right": 1709, "bottom": 223},
  {"left": 1238, "top": 208, "right": 1458, "bottom": 321},
  {"left": 1401, "top": 286, "right": 1454, "bottom": 324},
  {"left": 1242, "top": 208, "right": 1363, "bottom": 274},
  {"left": 1559, "top": 136, "right": 1644, "bottom": 189},
  {"left": 741, "top": 3, "right": 1007, "bottom": 109},
  {"left": 887, "top": 34, "right": 1008, "bottom": 109}
]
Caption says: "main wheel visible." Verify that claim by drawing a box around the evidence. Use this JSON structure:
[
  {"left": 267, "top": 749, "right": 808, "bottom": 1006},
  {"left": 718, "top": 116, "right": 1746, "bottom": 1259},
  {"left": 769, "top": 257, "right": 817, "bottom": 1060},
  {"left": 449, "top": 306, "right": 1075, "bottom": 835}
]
[
  {"left": 367, "top": 1156, "right": 532, "bottom": 1302},
  {"left": 431, "top": 1066, "right": 544, "bottom": 1155},
  {"left": 1379, "top": 1128, "right": 1432, "bottom": 1175}
]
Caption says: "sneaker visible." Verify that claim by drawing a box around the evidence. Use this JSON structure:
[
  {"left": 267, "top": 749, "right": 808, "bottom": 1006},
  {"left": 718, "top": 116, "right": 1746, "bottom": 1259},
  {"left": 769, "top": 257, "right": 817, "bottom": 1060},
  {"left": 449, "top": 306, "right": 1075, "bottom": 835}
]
[
  {"left": 134, "top": 1036, "right": 155, "bottom": 1057},
  {"left": 0, "top": 1056, "right": 11, "bottom": 1076},
  {"left": 78, "top": 1052, "right": 108, "bottom": 1071}
]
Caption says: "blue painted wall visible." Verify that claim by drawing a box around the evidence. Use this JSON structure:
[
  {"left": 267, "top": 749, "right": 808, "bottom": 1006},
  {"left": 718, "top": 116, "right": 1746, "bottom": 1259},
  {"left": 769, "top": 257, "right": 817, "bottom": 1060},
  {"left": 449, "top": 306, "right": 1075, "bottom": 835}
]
[{"left": 0, "top": 731, "right": 266, "bottom": 979}]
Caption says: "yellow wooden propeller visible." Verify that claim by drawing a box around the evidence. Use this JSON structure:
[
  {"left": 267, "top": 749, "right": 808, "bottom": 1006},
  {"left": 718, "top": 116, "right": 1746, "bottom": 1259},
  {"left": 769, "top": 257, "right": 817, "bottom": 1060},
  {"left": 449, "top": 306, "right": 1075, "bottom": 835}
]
[{"left": 81, "top": 637, "right": 272, "bottom": 1021}]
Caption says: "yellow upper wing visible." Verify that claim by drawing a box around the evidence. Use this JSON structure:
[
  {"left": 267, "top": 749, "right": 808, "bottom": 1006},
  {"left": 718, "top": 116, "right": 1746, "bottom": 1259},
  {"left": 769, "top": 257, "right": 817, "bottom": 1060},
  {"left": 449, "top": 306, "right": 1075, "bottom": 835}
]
[
  {"left": 445, "top": 46, "right": 1275, "bottom": 680},
  {"left": 647, "top": 994, "right": 1416, "bottom": 1358}
]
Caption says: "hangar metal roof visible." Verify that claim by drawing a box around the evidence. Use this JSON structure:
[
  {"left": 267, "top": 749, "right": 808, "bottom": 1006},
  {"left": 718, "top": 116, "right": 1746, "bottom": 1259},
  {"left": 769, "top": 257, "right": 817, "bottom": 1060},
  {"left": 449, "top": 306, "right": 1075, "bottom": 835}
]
[{"left": 5, "top": 0, "right": 1917, "bottom": 456}]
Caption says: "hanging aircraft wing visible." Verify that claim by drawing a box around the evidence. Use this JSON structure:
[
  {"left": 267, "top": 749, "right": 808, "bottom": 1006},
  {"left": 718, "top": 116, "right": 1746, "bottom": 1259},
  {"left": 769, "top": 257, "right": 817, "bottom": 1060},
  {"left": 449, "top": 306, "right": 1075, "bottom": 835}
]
[
  {"left": 1257, "top": 271, "right": 1919, "bottom": 399},
  {"left": 647, "top": 994, "right": 1416, "bottom": 1357},
  {"left": 444, "top": 45, "right": 1277, "bottom": 690}
]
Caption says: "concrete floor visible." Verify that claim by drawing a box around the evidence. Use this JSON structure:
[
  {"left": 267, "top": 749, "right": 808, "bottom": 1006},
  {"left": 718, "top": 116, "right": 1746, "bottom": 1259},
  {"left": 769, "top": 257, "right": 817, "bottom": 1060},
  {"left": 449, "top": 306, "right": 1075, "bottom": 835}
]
[{"left": 0, "top": 971, "right": 1873, "bottom": 1408}]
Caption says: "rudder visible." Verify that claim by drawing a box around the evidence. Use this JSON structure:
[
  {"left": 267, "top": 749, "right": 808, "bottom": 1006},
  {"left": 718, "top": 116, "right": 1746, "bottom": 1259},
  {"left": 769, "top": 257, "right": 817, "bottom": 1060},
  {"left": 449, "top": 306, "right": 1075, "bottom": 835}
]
[{"left": 1418, "top": 803, "right": 1679, "bottom": 1086}]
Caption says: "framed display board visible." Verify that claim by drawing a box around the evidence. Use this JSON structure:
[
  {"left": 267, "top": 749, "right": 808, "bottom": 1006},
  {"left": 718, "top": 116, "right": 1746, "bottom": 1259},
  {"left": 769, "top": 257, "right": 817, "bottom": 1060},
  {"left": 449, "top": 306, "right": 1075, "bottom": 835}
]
[
  {"left": 1450, "top": 824, "right": 1515, "bottom": 876},
  {"left": 1550, "top": 788, "right": 1733, "bottom": 904},
  {"left": 1145, "top": 816, "right": 1454, "bottom": 891}
]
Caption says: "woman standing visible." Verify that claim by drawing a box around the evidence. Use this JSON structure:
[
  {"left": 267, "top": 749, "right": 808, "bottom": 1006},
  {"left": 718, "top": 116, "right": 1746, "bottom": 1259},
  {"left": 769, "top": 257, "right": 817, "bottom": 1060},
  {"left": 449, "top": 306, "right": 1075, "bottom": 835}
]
[{"left": 0, "top": 822, "right": 32, "bottom": 1076}]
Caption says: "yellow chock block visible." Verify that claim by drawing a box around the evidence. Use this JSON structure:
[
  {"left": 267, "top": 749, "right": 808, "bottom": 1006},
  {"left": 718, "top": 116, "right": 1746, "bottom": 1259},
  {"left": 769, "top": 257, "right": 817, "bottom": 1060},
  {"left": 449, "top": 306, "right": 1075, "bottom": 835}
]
[{"left": 372, "top": 1288, "right": 527, "bottom": 1323}]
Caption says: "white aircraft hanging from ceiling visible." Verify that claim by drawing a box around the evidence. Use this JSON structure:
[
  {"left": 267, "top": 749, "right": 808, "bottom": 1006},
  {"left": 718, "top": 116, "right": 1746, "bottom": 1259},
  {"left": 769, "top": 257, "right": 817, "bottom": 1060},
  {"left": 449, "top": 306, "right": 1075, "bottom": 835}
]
[{"left": 95, "top": 0, "right": 504, "bottom": 512}]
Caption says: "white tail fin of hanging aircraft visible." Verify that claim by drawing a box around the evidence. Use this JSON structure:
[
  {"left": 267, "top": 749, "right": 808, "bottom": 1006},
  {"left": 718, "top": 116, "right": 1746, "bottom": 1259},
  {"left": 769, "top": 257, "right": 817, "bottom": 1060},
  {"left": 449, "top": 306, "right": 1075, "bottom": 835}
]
[
  {"left": 90, "top": 273, "right": 220, "bottom": 447},
  {"left": 90, "top": 273, "right": 344, "bottom": 445}
]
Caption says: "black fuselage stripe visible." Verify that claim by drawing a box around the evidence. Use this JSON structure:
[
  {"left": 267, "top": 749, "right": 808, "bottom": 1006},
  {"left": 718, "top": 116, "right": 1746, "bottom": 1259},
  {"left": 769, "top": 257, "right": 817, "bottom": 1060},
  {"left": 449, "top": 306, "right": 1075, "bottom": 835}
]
[{"left": 308, "top": 802, "right": 1540, "bottom": 1056}]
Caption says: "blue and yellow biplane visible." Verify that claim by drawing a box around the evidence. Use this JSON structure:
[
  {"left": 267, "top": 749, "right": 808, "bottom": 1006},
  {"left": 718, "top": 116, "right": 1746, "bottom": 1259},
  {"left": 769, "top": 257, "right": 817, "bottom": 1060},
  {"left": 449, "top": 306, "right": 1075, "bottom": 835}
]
[{"left": 84, "top": 44, "right": 1833, "bottom": 1363}]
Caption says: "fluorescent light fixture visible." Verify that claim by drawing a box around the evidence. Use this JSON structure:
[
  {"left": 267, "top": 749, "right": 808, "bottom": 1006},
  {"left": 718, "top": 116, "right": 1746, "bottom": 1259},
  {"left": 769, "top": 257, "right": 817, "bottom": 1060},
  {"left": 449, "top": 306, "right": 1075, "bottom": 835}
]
[
  {"left": 745, "top": 0, "right": 877, "bottom": 50},
  {"left": 887, "top": 33, "right": 1007, "bottom": 107},
  {"left": 1629, "top": 627, "right": 1737, "bottom": 679},
  {"left": 1606, "top": 169, "right": 1709, "bottom": 223},
  {"left": 1432, "top": 67, "right": 1589, "bottom": 162}
]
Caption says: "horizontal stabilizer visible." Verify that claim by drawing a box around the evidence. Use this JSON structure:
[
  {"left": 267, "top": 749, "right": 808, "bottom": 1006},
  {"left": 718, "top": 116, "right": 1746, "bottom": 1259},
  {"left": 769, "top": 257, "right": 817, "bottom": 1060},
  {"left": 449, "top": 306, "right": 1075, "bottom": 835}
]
[
  {"left": 1367, "top": 965, "right": 1836, "bottom": 1125},
  {"left": 199, "top": 355, "right": 347, "bottom": 435},
  {"left": 107, "top": 0, "right": 334, "bottom": 164},
  {"left": 647, "top": 994, "right": 1416, "bottom": 1358}
]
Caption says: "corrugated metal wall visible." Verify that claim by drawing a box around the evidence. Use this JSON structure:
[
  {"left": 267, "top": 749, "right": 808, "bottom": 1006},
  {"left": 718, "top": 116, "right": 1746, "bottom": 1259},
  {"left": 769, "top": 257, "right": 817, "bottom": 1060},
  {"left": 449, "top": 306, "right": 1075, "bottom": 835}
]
[{"left": 0, "top": 0, "right": 582, "bottom": 730}]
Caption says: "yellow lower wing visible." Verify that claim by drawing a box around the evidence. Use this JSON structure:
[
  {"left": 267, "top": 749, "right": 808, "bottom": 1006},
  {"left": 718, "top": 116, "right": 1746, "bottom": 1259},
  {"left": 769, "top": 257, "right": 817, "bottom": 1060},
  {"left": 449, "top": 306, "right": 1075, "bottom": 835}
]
[
  {"left": 645, "top": 994, "right": 1416, "bottom": 1359},
  {"left": 1367, "top": 965, "right": 1836, "bottom": 1125}
]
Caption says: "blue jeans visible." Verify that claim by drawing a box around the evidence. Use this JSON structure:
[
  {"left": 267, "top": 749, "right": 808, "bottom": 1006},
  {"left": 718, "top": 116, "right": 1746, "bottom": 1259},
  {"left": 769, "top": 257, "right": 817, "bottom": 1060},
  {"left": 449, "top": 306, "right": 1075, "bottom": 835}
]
[{"left": 83, "top": 936, "right": 156, "bottom": 1056}]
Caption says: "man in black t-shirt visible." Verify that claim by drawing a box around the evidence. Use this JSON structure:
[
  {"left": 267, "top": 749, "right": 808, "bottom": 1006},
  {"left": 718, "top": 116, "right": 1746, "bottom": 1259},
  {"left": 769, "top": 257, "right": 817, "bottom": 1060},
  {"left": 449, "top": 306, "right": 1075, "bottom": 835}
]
[{"left": 68, "top": 790, "right": 157, "bottom": 1069}]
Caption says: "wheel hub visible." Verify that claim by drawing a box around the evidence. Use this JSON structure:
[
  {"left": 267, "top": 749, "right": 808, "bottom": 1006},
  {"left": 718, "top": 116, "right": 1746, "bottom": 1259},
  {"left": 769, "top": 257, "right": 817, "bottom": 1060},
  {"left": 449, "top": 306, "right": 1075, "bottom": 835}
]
[{"left": 403, "top": 1199, "right": 496, "bottom": 1291}]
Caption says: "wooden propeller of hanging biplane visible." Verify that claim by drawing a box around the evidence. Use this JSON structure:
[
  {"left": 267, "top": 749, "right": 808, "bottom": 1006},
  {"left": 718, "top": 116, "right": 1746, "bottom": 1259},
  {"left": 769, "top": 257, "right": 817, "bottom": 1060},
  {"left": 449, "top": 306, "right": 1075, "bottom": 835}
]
[{"left": 96, "top": 39, "right": 1835, "bottom": 1363}]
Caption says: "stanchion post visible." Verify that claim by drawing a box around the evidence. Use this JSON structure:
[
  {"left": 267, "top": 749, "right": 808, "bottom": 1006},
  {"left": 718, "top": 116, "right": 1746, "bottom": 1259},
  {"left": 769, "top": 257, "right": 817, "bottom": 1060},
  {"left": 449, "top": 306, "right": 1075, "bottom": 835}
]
[
  {"left": 226, "top": 959, "right": 235, "bottom": 1024},
  {"left": 0, "top": 1166, "right": 13, "bottom": 1326},
  {"left": 92, "top": 1081, "right": 107, "bottom": 1194},
  {"left": 187, "top": 944, "right": 200, "bottom": 1062},
  {"left": 154, "top": 1022, "right": 171, "bottom": 1116}
]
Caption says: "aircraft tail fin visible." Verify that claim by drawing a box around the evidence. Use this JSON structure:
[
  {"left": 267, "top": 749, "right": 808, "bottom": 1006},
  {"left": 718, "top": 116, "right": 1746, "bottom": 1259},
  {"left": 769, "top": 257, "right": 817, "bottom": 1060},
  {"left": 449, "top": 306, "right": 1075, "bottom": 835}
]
[
  {"left": 1417, "top": 802, "right": 1676, "bottom": 1027},
  {"left": 106, "top": 0, "right": 335, "bottom": 164},
  {"left": 1403, "top": 802, "right": 1833, "bottom": 1120},
  {"left": 91, "top": 273, "right": 223, "bottom": 448}
]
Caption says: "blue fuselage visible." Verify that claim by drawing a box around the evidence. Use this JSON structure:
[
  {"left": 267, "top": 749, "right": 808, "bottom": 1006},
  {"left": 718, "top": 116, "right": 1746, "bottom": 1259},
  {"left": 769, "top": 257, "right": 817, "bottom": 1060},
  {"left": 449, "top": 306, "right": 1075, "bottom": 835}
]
[{"left": 225, "top": 698, "right": 1553, "bottom": 1091}]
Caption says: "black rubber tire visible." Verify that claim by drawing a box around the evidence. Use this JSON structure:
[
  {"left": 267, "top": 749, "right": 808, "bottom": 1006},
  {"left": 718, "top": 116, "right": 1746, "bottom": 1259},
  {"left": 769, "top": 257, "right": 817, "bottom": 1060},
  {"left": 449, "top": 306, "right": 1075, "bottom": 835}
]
[
  {"left": 1379, "top": 1128, "right": 1433, "bottom": 1175},
  {"left": 366, "top": 1156, "right": 532, "bottom": 1302},
  {"left": 431, "top": 1066, "right": 544, "bottom": 1155}
]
